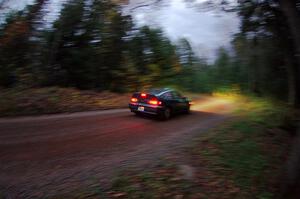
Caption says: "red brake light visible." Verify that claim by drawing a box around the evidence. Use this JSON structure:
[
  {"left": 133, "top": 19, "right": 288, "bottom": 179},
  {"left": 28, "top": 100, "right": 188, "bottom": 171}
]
[
  {"left": 131, "top": 97, "right": 138, "bottom": 102},
  {"left": 149, "top": 100, "right": 158, "bottom": 105},
  {"left": 141, "top": 93, "right": 147, "bottom": 98},
  {"left": 149, "top": 100, "right": 162, "bottom": 105}
]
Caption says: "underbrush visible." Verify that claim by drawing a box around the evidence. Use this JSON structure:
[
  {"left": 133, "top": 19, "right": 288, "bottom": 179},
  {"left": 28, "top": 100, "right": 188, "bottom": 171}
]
[{"left": 0, "top": 87, "right": 130, "bottom": 117}]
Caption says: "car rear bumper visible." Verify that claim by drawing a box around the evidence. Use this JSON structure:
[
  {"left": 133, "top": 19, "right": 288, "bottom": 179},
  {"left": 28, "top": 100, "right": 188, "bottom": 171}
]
[{"left": 129, "top": 103, "right": 164, "bottom": 115}]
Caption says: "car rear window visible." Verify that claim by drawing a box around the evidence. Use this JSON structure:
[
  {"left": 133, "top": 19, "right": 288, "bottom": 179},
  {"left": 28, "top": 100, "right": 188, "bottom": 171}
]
[
  {"left": 161, "top": 92, "right": 172, "bottom": 99},
  {"left": 132, "top": 93, "right": 157, "bottom": 103},
  {"left": 171, "top": 91, "right": 182, "bottom": 99}
]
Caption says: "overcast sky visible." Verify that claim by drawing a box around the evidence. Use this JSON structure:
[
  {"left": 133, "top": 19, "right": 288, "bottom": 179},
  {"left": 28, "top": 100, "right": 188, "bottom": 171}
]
[
  {"left": 0, "top": 0, "right": 240, "bottom": 60},
  {"left": 125, "top": 0, "right": 240, "bottom": 60}
]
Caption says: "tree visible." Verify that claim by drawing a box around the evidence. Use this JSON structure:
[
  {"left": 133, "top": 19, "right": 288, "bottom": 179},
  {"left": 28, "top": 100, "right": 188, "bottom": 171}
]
[
  {"left": 278, "top": 0, "right": 300, "bottom": 107},
  {"left": 127, "top": 26, "right": 179, "bottom": 89},
  {"left": 0, "top": 0, "right": 196, "bottom": 92},
  {"left": 0, "top": 0, "right": 47, "bottom": 87},
  {"left": 232, "top": 0, "right": 298, "bottom": 103}
]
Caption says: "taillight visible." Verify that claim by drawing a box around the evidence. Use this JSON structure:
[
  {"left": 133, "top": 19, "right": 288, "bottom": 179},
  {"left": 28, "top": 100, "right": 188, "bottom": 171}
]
[
  {"left": 141, "top": 93, "right": 147, "bottom": 98},
  {"left": 131, "top": 97, "right": 138, "bottom": 102},
  {"left": 149, "top": 100, "right": 162, "bottom": 105}
]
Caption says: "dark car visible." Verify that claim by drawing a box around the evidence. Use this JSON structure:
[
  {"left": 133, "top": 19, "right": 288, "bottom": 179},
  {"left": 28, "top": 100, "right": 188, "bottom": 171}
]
[{"left": 129, "top": 88, "right": 192, "bottom": 120}]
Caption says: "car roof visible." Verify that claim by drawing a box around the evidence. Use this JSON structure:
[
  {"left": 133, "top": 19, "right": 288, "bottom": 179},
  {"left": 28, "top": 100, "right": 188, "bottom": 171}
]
[{"left": 148, "top": 88, "right": 174, "bottom": 96}]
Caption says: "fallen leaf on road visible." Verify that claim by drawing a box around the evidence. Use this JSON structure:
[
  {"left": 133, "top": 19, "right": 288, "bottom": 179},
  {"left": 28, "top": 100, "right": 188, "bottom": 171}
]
[{"left": 111, "top": 192, "right": 127, "bottom": 198}]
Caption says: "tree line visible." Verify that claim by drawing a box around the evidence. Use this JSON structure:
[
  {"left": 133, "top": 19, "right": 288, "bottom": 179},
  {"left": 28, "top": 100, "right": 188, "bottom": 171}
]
[
  {"left": 0, "top": 0, "right": 200, "bottom": 92},
  {"left": 0, "top": 0, "right": 299, "bottom": 107},
  {"left": 188, "top": 0, "right": 300, "bottom": 107}
]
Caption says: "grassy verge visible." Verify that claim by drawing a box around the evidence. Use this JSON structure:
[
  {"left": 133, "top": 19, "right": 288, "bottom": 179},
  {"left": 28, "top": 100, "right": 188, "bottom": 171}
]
[
  {"left": 0, "top": 87, "right": 131, "bottom": 117},
  {"left": 104, "top": 95, "right": 294, "bottom": 199}
]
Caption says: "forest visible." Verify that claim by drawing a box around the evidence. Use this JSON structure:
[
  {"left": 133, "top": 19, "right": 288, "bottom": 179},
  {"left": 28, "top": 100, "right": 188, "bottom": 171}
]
[{"left": 0, "top": 0, "right": 299, "bottom": 108}]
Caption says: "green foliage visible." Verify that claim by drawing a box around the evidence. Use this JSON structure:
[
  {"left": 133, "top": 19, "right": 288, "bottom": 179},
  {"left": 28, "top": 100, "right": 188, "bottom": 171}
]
[
  {"left": 126, "top": 26, "right": 179, "bottom": 90},
  {"left": 198, "top": 96, "right": 292, "bottom": 198},
  {"left": 219, "top": 139, "right": 267, "bottom": 188},
  {"left": 0, "top": 0, "right": 183, "bottom": 92}
]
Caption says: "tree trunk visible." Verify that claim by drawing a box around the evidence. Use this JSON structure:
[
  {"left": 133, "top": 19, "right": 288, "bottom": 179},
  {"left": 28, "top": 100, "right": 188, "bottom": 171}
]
[
  {"left": 285, "top": 53, "right": 297, "bottom": 105},
  {"left": 280, "top": 122, "right": 300, "bottom": 199},
  {"left": 279, "top": 0, "right": 300, "bottom": 107}
]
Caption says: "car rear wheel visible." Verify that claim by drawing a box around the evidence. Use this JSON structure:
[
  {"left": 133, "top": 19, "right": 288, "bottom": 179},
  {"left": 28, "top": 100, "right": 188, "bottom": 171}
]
[
  {"left": 160, "top": 107, "right": 171, "bottom": 120},
  {"left": 134, "top": 111, "right": 140, "bottom": 116},
  {"left": 184, "top": 105, "right": 190, "bottom": 114}
]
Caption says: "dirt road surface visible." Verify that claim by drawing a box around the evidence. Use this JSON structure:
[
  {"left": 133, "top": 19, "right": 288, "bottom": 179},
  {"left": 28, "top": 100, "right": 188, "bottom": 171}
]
[{"left": 0, "top": 96, "right": 234, "bottom": 198}]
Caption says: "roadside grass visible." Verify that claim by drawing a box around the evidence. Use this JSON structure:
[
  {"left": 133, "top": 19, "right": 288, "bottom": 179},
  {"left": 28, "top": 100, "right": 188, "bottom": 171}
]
[
  {"left": 190, "top": 94, "right": 294, "bottom": 198},
  {"left": 104, "top": 94, "right": 294, "bottom": 198},
  {"left": 108, "top": 164, "right": 198, "bottom": 199},
  {"left": 0, "top": 87, "right": 130, "bottom": 117}
]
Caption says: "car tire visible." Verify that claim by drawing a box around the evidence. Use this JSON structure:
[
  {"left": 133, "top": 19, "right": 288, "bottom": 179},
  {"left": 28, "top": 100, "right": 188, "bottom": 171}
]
[
  {"left": 160, "top": 107, "right": 171, "bottom": 120},
  {"left": 134, "top": 111, "right": 140, "bottom": 115},
  {"left": 184, "top": 106, "right": 190, "bottom": 114}
]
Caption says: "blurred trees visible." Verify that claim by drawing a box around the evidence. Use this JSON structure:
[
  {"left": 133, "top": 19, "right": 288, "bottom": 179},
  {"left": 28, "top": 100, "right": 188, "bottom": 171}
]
[
  {"left": 126, "top": 26, "right": 179, "bottom": 90},
  {"left": 278, "top": 0, "right": 300, "bottom": 107},
  {"left": 0, "top": 0, "right": 182, "bottom": 92},
  {"left": 232, "top": 0, "right": 300, "bottom": 106},
  {"left": 193, "top": 0, "right": 300, "bottom": 107},
  {"left": 0, "top": 0, "right": 300, "bottom": 107},
  {"left": 0, "top": 0, "right": 49, "bottom": 87}
]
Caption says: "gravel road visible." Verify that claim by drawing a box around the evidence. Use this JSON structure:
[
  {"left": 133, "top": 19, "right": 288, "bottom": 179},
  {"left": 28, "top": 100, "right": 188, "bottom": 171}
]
[{"left": 0, "top": 96, "right": 234, "bottom": 198}]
